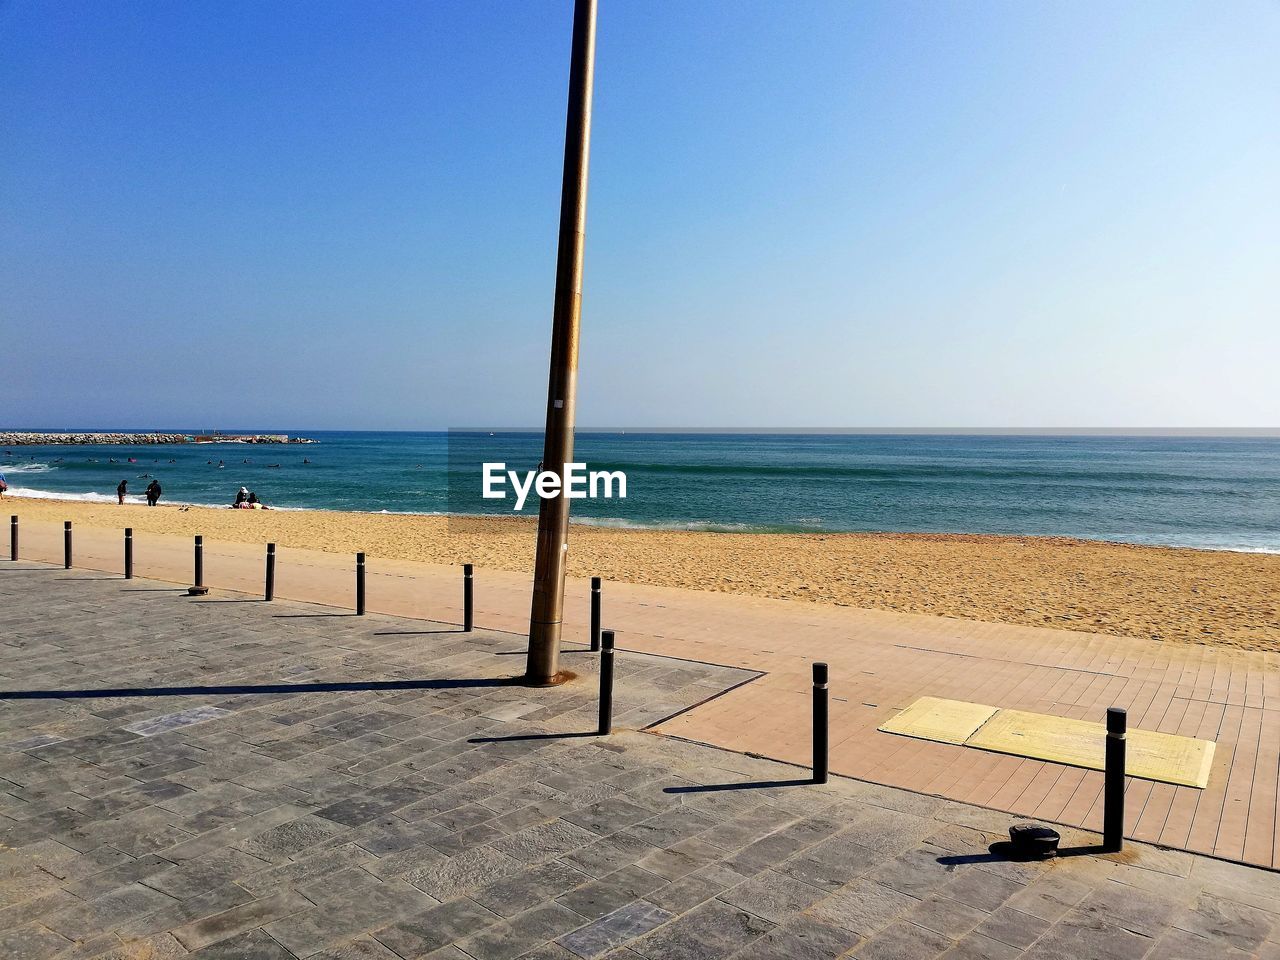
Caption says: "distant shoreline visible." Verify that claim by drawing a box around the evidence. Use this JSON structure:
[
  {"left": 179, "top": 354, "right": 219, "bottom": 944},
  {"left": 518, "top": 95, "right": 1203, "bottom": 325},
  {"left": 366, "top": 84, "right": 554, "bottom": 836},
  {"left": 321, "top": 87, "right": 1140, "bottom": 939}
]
[
  {"left": 2, "top": 489, "right": 1277, "bottom": 556},
  {"left": 5, "top": 495, "right": 1278, "bottom": 652}
]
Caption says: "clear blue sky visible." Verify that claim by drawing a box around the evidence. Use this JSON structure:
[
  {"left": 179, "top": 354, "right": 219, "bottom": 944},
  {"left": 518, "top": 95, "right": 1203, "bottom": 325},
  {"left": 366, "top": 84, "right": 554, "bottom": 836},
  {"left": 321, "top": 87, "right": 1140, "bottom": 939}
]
[{"left": 2, "top": 0, "right": 1276, "bottom": 430}]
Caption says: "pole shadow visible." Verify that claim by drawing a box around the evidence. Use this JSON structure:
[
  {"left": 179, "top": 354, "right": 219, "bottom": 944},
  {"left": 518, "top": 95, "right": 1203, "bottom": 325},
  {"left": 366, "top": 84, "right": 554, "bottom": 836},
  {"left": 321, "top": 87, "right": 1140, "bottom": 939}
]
[
  {"left": 272, "top": 613, "right": 357, "bottom": 619},
  {"left": 374, "top": 628, "right": 467, "bottom": 636},
  {"left": 0, "top": 676, "right": 518, "bottom": 701},
  {"left": 663, "top": 778, "right": 814, "bottom": 794},
  {"left": 494, "top": 648, "right": 592, "bottom": 656}
]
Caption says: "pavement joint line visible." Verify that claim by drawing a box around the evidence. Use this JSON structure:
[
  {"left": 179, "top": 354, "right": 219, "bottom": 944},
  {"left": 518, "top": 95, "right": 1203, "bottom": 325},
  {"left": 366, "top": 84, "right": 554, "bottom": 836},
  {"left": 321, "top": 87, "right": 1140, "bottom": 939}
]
[{"left": 893, "top": 642, "right": 1153, "bottom": 680}]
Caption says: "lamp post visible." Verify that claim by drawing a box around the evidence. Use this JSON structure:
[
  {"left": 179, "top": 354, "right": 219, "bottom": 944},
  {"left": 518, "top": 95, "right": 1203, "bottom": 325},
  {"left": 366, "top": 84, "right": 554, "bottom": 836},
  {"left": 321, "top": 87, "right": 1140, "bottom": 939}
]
[{"left": 527, "top": 0, "right": 599, "bottom": 685}]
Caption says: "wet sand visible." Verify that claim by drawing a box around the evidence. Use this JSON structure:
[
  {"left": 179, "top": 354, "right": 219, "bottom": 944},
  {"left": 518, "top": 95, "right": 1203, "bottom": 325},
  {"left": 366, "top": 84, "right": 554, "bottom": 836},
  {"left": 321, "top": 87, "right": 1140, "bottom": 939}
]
[{"left": 5, "top": 496, "right": 1278, "bottom": 651}]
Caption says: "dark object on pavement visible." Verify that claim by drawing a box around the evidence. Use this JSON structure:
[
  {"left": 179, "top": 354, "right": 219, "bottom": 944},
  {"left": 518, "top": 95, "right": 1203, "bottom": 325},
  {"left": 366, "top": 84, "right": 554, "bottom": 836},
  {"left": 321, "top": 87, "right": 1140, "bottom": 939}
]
[{"left": 1009, "top": 823, "right": 1060, "bottom": 858}]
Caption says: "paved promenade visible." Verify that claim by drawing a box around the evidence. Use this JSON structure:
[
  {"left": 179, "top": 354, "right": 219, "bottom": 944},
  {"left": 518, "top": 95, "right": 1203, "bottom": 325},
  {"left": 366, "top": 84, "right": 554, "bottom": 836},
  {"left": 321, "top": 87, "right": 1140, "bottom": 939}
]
[
  {"left": 4, "top": 564, "right": 1280, "bottom": 958},
  {"left": 10, "top": 518, "right": 1280, "bottom": 871}
]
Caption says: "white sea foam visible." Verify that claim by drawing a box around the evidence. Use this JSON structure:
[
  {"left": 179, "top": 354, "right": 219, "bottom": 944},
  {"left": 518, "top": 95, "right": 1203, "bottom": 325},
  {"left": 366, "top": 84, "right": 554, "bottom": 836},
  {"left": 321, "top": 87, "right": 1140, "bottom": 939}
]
[
  {"left": 7, "top": 486, "right": 124, "bottom": 504},
  {"left": 575, "top": 516, "right": 759, "bottom": 533},
  {"left": 6, "top": 486, "right": 318, "bottom": 512},
  {"left": 1, "top": 462, "right": 56, "bottom": 474},
  {"left": 8, "top": 487, "right": 231, "bottom": 510}
]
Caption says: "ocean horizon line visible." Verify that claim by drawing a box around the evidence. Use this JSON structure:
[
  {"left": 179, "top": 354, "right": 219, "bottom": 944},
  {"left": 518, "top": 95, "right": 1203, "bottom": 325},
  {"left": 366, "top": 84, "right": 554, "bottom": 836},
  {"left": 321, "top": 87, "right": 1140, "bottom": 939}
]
[{"left": 5, "top": 426, "right": 1280, "bottom": 438}]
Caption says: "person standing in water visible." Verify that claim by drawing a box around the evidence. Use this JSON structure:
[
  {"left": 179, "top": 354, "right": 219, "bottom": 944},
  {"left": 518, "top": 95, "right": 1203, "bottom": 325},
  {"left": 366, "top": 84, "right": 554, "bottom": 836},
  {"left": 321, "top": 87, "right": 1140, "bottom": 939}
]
[
  {"left": 116, "top": 479, "right": 128, "bottom": 505},
  {"left": 145, "top": 480, "right": 162, "bottom": 506}
]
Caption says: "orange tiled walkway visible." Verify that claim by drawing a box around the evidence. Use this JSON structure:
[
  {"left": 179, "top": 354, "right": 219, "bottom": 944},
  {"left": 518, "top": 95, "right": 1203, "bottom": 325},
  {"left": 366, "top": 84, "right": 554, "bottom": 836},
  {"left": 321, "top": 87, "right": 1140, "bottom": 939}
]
[{"left": 11, "top": 517, "right": 1280, "bottom": 869}]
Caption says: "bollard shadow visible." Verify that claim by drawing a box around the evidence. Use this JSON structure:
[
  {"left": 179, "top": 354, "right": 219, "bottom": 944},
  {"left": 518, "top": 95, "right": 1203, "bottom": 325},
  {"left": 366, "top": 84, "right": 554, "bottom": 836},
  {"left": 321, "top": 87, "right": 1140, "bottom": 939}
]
[
  {"left": 937, "top": 840, "right": 1112, "bottom": 867},
  {"left": 663, "top": 778, "right": 814, "bottom": 794},
  {"left": 0, "top": 676, "right": 518, "bottom": 701},
  {"left": 469, "top": 731, "right": 596, "bottom": 744}
]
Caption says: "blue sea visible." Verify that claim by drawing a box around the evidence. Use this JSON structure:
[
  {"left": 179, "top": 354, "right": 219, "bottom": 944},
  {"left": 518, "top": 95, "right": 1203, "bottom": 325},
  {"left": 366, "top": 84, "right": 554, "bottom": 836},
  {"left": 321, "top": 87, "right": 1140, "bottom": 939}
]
[{"left": 3, "top": 432, "right": 1278, "bottom": 553}]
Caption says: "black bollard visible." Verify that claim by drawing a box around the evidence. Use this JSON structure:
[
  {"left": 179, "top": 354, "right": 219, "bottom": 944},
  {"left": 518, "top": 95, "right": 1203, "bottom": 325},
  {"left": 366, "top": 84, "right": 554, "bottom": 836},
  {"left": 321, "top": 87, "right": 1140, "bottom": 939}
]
[
  {"left": 590, "top": 576, "right": 602, "bottom": 652},
  {"left": 64, "top": 521, "right": 72, "bottom": 569},
  {"left": 265, "top": 543, "right": 276, "bottom": 601},
  {"left": 124, "top": 528, "right": 133, "bottom": 579},
  {"left": 598, "top": 629, "right": 615, "bottom": 735},
  {"left": 1104, "top": 707, "right": 1127, "bottom": 852},
  {"left": 463, "top": 564, "right": 474, "bottom": 632},
  {"left": 813, "top": 662, "right": 829, "bottom": 784},
  {"left": 186, "top": 536, "right": 209, "bottom": 596},
  {"left": 356, "top": 552, "right": 366, "bottom": 615},
  {"left": 10, "top": 515, "right": 16, "bottom": 561}
]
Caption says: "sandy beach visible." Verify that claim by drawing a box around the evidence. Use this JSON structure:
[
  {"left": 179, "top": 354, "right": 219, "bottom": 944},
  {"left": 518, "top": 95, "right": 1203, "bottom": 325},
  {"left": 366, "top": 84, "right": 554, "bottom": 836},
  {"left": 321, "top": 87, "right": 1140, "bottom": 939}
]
[{"left": 6, "top": 495, "right": 1277, "bottom": 652}]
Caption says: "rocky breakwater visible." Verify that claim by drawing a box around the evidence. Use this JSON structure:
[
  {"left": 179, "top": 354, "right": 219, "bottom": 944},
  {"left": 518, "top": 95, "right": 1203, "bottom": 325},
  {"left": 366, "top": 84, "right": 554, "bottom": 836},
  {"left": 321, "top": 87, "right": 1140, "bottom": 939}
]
[{"left": 0, "top": 432, "right": 313, "bottom": 445}]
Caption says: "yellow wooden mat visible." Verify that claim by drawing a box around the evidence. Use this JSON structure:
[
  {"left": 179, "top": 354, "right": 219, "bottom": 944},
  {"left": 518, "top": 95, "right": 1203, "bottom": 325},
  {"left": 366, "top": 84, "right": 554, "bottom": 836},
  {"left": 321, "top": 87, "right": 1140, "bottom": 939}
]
[
  {"left": 877, "top": 696, "right": 998, "bottom": 745},
  {"left": 879, "top": 697, "right": 1215, "bottom": 788}
]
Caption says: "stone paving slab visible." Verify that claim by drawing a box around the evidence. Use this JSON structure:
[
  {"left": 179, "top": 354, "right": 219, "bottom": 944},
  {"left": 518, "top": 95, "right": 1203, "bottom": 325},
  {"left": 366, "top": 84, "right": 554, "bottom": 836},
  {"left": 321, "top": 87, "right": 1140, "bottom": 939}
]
[{"left": 2, "top": 563, "right": 1280, "bottom": 959}]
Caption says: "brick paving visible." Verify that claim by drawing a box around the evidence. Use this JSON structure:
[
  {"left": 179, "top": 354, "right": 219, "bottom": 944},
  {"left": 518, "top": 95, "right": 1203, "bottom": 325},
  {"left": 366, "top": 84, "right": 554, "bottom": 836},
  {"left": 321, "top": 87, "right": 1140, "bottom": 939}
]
[{"left": 3, "top": 564, "right": 1280, "bottom": 958}]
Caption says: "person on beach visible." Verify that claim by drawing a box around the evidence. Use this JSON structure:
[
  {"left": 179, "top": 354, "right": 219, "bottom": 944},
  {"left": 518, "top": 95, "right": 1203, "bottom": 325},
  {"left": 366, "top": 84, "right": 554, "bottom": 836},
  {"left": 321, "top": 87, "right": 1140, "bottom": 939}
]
[
  {"left": 234, "top": 486, "right": 249, "bottom": 507},
  {"left": 116, "top": 479, "right": 128, "bottom": 504},
  {"left": 0, "top": 472, "right": 7, "bottom": 497},
  {"left": 145, "top": 480, "right": 162, "bottom": 507}
]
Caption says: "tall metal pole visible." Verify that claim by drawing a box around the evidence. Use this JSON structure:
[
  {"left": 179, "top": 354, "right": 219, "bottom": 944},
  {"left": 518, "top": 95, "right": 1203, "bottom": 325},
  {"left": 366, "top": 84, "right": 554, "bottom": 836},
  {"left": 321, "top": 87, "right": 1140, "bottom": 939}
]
[{"left": 527, "top": 0, "right": 599, "bottom": 685}]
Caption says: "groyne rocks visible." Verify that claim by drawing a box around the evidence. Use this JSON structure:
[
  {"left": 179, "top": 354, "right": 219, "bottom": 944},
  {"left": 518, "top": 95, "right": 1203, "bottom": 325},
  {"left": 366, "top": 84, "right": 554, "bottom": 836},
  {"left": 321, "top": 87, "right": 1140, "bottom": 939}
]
[{"left": 0, "top": 432, "right": 315, "bottom": 446}]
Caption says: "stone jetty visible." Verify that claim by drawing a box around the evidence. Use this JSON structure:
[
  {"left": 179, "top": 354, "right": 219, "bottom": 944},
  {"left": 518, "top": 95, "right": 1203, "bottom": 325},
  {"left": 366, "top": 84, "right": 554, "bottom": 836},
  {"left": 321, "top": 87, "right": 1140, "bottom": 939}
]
[{"left": 0, "top": 432, "right": 314, "bottom": 445}]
